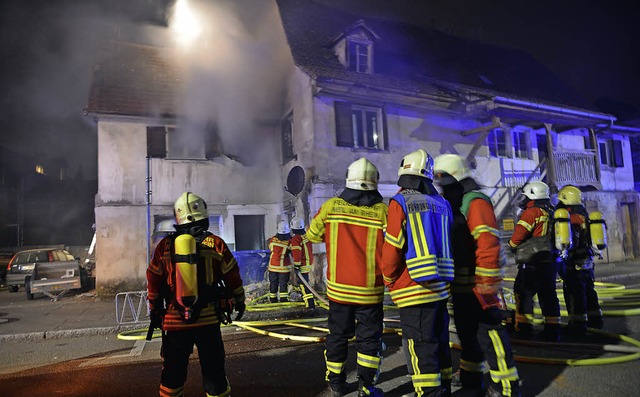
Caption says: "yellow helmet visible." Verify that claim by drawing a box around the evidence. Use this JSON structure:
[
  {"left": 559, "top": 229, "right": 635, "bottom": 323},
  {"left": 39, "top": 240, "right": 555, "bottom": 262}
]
[
  {"left": 398, "top": 149, "right": 434, "bottom": 179},
  {"left": 433, "top": 154, "right": 471, "bottom": 185},
  {"left": 557, "top": 185, "right": 582, "bottom": 205},
  {"left": 174, "top": 192, "right": 208, "bottom": 226},
  {"left": 346, "top": 158, "right": 379, "bottom": 191}
]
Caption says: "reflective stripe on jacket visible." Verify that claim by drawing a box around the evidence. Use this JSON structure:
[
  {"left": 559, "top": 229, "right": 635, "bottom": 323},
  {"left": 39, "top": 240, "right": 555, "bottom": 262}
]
[
  {"left": 290, "top": 234, "right": 313, "bottom": 273},
  {"left": 509, "top": 201, "right": 551, "bottom": 248},
  {"left": 268, "top": 236, "right": 292, "bottom": 273},
  {"left": 382, "top": 191, "right": 452, "bottom": 307},
  {"left": 307, "top": 197, "right": 387, "bottom": 305}
]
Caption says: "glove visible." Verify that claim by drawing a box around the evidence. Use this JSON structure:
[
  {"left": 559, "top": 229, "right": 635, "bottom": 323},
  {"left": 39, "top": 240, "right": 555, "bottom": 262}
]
[
  {"left": 148, "top": 299, "right": 165, "bottom": 328},
  {"left": 473, "top": 283, "right": 505, "bottom": 310},
  {"left": 234, "top": 294, "right": 246, "bottom": 321}
]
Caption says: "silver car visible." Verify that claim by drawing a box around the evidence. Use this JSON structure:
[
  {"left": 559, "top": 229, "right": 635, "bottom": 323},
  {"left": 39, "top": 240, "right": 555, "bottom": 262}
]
[{"left": 5, "top": 248, "right": 76, "bottom": 293}]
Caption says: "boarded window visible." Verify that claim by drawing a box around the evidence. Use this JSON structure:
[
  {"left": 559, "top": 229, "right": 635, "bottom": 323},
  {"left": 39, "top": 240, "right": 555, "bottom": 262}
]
[{"left": 147, "top": 127, "right": 166, "bottom": 158}]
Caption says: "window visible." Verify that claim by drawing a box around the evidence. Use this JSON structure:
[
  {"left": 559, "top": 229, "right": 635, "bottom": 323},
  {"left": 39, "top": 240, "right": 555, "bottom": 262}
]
[
  {"left": 35, "top": 164, "right": 45, "bottom": 174},
  {"left": 234, "top": 215, "right": 265, "bottom": 251},
  {"left": 281, "top": 114, "right": 295, "bottom": 165},
  {"left": 347, "top": 39, "right": 372, "bottom": 73},
  {"left": 147, "top": 125, "right": 220, "bottom": 160},
  {"left": 335, "top": 102, "right": 386, "bottom": 150},
  {"left": 487, "top": 129, "right": 507, "bottom": 157},
  {"left": 599, "top": 139, "right": 624, "bottom": 168},
  {"left": 584, "top": 135, "right": 595, "bottom": 150},
  {"left": 512, "top": 130, "right": 531, "bottom": 159}
]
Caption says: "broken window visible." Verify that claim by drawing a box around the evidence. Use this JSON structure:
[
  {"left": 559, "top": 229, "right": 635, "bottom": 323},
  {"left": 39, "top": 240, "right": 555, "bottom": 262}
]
[{"left": 335, "top": 101, "right": 386, "bottom": 150}]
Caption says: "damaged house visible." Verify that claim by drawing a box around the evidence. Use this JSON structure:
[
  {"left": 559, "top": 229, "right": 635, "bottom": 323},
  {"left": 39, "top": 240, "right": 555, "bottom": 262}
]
[{"left": 84, "top": 0, "right": 640, "bottom": 293}]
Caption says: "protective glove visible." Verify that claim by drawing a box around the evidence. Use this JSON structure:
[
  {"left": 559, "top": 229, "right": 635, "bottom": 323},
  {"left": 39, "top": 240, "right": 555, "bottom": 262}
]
[
  {"left": 473, "top": 283, "right": 505, "bottom": 310},
  {"left": 234, "top": 294, "right": 246, "bottom": 321},
  {"left": 148, "top": 299, "right": 165, "bottom": 328}
]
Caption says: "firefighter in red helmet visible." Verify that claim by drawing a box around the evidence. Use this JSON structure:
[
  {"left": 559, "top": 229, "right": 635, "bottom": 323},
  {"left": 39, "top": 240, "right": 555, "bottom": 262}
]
[{"left": 147, "top": 191, "right": 245, "bottom": 397}]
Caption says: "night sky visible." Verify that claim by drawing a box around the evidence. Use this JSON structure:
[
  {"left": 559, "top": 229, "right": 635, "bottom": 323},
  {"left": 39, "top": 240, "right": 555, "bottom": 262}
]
[{"left": 1, "top": 0, "right": 638, "bottom": 180}]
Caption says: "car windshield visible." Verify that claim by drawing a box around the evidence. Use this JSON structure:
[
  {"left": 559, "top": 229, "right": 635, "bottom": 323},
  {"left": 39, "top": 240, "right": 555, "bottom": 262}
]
[{"left": 12, "top": 251, "right": 51, "bottom": 264}]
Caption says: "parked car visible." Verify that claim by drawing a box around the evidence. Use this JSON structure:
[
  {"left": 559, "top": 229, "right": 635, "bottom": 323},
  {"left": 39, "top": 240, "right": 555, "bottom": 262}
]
[
  {"left": 5, "top": 248, "right": 79, "bottom": 295},
  {"left": 0, "top": 250, "right": 15, "bottom": 285}
]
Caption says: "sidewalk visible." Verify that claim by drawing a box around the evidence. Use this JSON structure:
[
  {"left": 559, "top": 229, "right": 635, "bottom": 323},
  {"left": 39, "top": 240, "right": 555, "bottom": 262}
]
[{"left": 1, "top": 260, "right": 639, "bottom": 342}]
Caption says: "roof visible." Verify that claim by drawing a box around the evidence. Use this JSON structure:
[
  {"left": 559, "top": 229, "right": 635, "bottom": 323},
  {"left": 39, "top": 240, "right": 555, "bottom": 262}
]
[
  {"left": 84, "top": 41, "right": 182, "bottom": 119},
  {"left": 276, "top": 0, "right": 597, "bottom": 112}
]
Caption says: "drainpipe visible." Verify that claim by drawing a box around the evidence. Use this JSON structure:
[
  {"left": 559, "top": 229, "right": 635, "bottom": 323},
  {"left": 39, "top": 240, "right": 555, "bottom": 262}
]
[
  {"left": 146, "top": 156, "right": 152, "bottom": 267},
  {"left": 544, "top": 123, "right": 558, "bottom": 194},
  {"left": 588, "top": 127, "right": 601, "bottom": 186}
]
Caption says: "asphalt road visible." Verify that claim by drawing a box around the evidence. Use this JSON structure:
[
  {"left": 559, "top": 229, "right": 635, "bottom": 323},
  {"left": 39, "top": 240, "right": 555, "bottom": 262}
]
[{"left": 1, "top": 277, "right": 640, "bottom": 396}]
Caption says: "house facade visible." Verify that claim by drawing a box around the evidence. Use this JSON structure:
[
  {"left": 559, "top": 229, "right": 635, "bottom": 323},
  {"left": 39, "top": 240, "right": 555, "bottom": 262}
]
[{"left": 85, "top": 0, "right": 640, "bottom": 293}]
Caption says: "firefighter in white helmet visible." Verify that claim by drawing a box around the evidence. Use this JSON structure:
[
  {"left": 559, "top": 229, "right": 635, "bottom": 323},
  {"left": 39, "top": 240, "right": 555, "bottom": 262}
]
[
  {"left": 381, "top": 149, "right": 454, "bottom": 396},
  {"left": 307, "top": 157, "right": 387, "bottom": 397},
  {"left": 267, "top": 219, "right": 292, "bottom": 303},
  {"left": 556, "top": 185, "right": 604, "bottom": 335},
  {"left": 509, "top": 181, "right": 561, "bottom": 341},
  {"left": 147, "top": 191, "right": 245, "bottom": 397},
  {"left": 433, "top": 154, "right": 520, "bottom": 397},
  {"left": 289, "top": 216, "right": 315, "bottom": 311}
]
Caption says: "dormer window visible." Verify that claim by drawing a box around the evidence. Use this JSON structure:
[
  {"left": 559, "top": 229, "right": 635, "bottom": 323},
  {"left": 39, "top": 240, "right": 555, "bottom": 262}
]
[{"left": 347, "top": 38, "right": 372, "bottom": 73}]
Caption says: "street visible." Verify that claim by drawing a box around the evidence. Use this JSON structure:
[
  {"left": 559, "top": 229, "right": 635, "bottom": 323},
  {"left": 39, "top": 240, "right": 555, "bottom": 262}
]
[{"left": 1, "top": 277, "right": 640, "bottom": 396}]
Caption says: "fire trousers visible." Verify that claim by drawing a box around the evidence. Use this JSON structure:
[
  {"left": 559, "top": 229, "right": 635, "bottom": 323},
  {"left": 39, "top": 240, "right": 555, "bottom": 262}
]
[
  {"left": 452, "top": 292, "right": 520, "bottom": 397},
  {"left": 297, "top": 271, "right": 315, "bottom": 308},
  {"left": 398, "top": 299, "right": 452, "bottom": 397},
  {"left": 513, "top": 261, "right": 561, "bottom": 330},
  {"left": 268, "top": 271, "right": 290, "bottom": 302},
  {"left": 325, "top": 301, "right": 384, "bottom": 389},
  {"left": 562, "top": 262, "right": 603, "bottom": 331},
  {"left": 160, "top": 324, "right": 230, "bottom": 397}
]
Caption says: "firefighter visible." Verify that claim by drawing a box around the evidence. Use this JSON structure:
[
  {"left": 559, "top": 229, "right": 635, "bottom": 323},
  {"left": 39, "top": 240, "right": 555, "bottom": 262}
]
[
  {"left": 307, "top": 158, "right": 387, "bottom": 397},
  {"left": 147, "top": 191, "right": 245, "bottom": 397},
  {"left": 556, "top": 185, "right": 604, "bottom": 336},
  {"left": 267, "top": 220, "right": 293, "bottom": 303},
  {"left": 433, "top": 154, "right": 520, "bottom": 397},
  {"left": 381, "top": 149, "right": 454, "bottom": 397},
  {"left": 289, "top": 216, "right": 315, "bottom": 312},
  {"left": 509, "top": 181, "right": 561, "bottom": 341}
]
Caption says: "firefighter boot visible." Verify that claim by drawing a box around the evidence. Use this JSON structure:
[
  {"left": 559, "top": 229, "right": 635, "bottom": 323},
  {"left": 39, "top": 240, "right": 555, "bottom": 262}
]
[
  {"left": 328, "top": 382, "right": 355, "bottom": 397},
  {"left": 514, "top": 322, "right": 533, "bottom": 339},
  {"left": 357, "top": 380, "right": 384, "bottom": 397},
  {"left": 485, "top": 381, "right": 521, "bottom": 397},
  {"left": 587, "top": 316, "right": 604, "bottom": 330},
  {"left": 566, "top": 321, "right": 587, "bottom": 337}
]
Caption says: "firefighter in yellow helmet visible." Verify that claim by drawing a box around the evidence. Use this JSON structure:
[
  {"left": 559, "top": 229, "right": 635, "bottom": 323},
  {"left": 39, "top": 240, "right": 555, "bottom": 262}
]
[
  {"left": 433, "top": 154, "right": 520, "bottom": 397},
  {"left": 147, "top": 191, "right": 245, "bottom": 397},
  {"left": 267, "top": 220, "right": 292, "bottom": 303},
  {"left": 381, "top": 149, "right": 454, "bottom": 396},
  {"left": 289, "top": 216, "right": 315, "bottom": 311},
  {"left": 307, "top": 158, "right": 387, "bottom": 397},
  {"left": 509, "top": 181, "right": 561, "bottom": 341},
  {"left": 556, "top": 185, "right": 604, "bottom": 335}
]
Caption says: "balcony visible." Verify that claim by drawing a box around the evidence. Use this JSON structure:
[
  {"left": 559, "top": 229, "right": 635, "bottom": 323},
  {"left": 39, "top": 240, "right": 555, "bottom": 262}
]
[{"left": 553, "top": 150, "right": 601, "bottom": 189}]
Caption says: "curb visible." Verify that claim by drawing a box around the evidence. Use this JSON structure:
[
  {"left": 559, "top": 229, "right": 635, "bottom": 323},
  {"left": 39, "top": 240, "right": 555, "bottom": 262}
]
[
  {"left": 0, "top": 323, "right": 145, "bottom": 342},
  {"left": 598, "top": 272, "right": 640, "bottom": 283}
]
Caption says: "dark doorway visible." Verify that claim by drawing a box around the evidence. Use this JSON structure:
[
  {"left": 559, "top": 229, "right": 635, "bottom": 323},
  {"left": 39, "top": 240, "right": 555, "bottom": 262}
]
[{"left": 234, "top": 215, "right": 265, "bottom": 251}]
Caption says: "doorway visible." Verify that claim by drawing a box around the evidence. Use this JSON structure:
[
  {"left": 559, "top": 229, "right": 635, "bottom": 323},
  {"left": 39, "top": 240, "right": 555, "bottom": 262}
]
[
  {"left": 234, "top": 215, "right": 266, "bottom": 251},
  {"left": 621, "top": 203, "right": 639, "bottom": 259}
]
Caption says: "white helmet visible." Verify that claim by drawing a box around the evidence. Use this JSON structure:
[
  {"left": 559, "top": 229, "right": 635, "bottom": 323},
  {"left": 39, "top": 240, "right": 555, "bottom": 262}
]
[
  {"left": 433, "top": 154, "right": 471, "bottom": 185},
  {"left": 174, "top": 192, "right": 208, "bottom": 225},
  {"left": 290, "top": 216, "right": 305, "bottom": 230},
  {"left": 277, "top": 220, "right": 290, "bottom": 234},
  {"left": 345, "top": 158, "right": 379, "bottom": 191},
  {"left": 522, "top": 181, "right": 550, "bottom": 200},
  {"left": 398, "top": 149, "right": 434, "bottom": 180}
]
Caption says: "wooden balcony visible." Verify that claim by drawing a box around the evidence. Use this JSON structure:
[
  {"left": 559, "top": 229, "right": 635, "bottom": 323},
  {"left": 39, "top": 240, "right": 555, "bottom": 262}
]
[{"left": 552, "top": 150, "right": 601, "bottom": 189}]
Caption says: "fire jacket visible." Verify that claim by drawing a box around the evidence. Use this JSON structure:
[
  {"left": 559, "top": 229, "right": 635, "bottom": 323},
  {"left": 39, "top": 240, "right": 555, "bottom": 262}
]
[
  {"left": 290, "top": 234, "right": 313, "bottom": 274},
  {"left": 381, "top": 189, "right": 453, "bottom": 307},
  {"left": 452, "top": 192, "right": 504, "bottom": 292},
  {"left": 147, "top": 233, "right": 245, "bottom": 331},
  {"left": 508, "top": 200, "right": 552, "bottom": 248},
  {"left": 307, "top": 196, "right": 387, "bottom": 305},
  {"left": 268, "top": 235, "right": 292, "bottom": 273}
]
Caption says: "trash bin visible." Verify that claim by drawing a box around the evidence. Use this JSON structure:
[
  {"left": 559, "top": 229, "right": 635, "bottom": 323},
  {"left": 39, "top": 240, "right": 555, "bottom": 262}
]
[{"left": 233, "top": 250, "right": 270, "bottom": 284}]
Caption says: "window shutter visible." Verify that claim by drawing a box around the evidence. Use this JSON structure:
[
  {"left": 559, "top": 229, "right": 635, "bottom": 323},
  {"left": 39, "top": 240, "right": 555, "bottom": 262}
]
[
  {"left": 335, "top": 101, "right": 354, "bottom": 147},
  {"left": 612, "top": 139, "right": 624, "bottom": 167},
  {"left": 146, "top": 127, "right": 166, "bottom": 158}
]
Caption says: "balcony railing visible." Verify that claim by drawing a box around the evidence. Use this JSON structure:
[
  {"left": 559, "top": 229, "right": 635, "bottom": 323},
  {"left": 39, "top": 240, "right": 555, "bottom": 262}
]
[{"left": 553, "top": 151, "right": 600, "bottom": 187}]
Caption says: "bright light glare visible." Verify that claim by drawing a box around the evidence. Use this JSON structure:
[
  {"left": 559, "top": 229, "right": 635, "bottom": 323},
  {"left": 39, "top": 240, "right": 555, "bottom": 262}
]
[{"left": 171, "top": 0, "right": 202, "bottom": 46}]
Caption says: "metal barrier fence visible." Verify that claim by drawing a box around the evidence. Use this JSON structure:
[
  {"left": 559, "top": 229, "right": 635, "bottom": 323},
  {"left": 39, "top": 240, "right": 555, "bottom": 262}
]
[{"left": 115, "top": 290, "right": 149, "bottom": 325}]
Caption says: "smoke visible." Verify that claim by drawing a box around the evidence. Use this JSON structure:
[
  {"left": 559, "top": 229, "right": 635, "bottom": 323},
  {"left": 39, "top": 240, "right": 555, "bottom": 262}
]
[{"left": 166, "top": 0, "right": 293, "bottom": 166}]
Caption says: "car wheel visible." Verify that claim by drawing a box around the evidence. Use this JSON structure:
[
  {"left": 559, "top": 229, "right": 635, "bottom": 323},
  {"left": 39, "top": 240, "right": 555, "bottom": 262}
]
[
  {"left": 25, "top": 276, "right": 34, "bottom": 300},
  {"left": 8, "top": 285, "right": 19, "bottom": 293}
]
